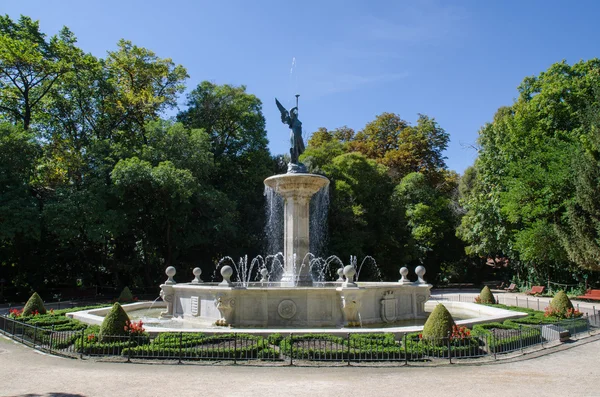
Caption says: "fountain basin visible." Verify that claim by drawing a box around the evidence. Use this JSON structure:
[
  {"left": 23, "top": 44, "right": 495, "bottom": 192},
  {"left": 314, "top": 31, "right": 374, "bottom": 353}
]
[
  {"left": 67, "top": 300, "right": 528, "bottom": 337},
  {"left": 160, "top": 281, "right": 431, "bottom": 328}
]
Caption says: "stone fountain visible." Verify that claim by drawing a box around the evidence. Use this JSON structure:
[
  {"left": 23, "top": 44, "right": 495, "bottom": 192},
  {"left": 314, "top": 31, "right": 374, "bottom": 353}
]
[{"left": 158, "top": 95, "right": 432, "bottom": 328}]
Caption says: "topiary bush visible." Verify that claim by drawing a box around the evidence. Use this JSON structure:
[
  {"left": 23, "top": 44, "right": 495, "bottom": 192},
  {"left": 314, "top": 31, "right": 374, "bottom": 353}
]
[
  {"left": 546, "top": 290, "right": 577, "bottom": 318},
  {"left": 100, "top": 303, "right": 130, "bottom": 341},
  {"left": 22, "top": 292, "right": 47, "bottom": 316},
  {"left": 422, "top": 303, "right": 455, "bottom": 340},
  {"left": 118, "top": 286, "right": 134, "bottom": 303},
  {"left": 477, "top": 286, "right": 496, "bottom": 304}
]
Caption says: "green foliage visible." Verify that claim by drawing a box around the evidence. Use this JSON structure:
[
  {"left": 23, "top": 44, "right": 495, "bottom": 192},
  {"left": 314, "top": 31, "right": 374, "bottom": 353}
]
[
  {"left": 471, "top": 322, "right": 542, "bottom": 353},
  {"left": 478, "top": 286, "right": 496, "bottom": 304},
  {"left": 118, "top": 286, "right": 134, "bottom": 303},
  {"left": 422, "top": 304, "right": 455, "bottom": 339},
  {"left": 22, "top": 292, "right": 46, "bottom": 316},
  {"left": 458, "top": 59, "right": 600, "bottom": 284},
  {"left": 0, "top": 15, "right": 80, "bottom": 130},
  {"left": 100, "top": 303, "right": 130, "bottom": 340},
  {"left": 549, "top": 290, "right": 574, "bottom": 315},
  {"left": 350, "top": 113, "right": 449, "bottom": 183},
  {"left": 555, "top": 86, "right": 600, "bottom": 271}
]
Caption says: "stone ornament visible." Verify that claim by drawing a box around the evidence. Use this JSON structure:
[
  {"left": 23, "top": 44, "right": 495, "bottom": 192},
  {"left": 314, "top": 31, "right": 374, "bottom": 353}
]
[
  {"left": 219, "top": 265, "right": 233, "bottom": 286},
  {"left": 159, "top": 286, "right": 174, "bottom": 318},
  {"left": 191, "top": 296, "right": 200, "bottom": 316},
  {"left": 260, "top": 268, "right": 269, "bottom": 283},
  {"left": 215, "top": 294, "right": 235, "bottom": 326},
  {"left": 415, "top": 266, "right": 427, "bottom": 284},
  {"left": 416, "top": 294, "right": 427, "bottom": 315},
  {"left": 342, "top": 265, "right": 357, "bottom": 287},
  {"left": 398, "top": 267, "right": 410, "bottom": 284},
  {"left": 165, "top": 266, "right": 176, "bottom": 284},
  {"left": 277, "top": 299, "right": 298, "bottom": 319},
  {"left": 380, "top": 291, "right": 397, "bottom": 323},
  {"left": 192, "top": 267, "right": 203, "bottom": 284},
  {"left": 336, "top": 268, "right": 344, "bottom": 282},
  {"left": 341, "top": 294, "right": 361, "bottom": 327}
]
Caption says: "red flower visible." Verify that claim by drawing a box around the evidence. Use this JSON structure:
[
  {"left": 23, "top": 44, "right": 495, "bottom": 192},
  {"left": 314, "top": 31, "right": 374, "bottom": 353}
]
[
  {"left": 124, "top": 320, "right": 145, "bottom": 335},
  {"left": 9, "top": 308, "right": 23, "bottom": 318}
]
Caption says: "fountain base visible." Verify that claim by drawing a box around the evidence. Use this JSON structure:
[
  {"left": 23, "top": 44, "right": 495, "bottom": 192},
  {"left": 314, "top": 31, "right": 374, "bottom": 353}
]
[{"left": 159, "top": 281, "right": 431, "bottom": 328}]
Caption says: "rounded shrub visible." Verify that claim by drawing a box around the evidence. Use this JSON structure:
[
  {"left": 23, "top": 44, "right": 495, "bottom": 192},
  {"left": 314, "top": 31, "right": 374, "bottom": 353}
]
[
  {"left": 478, "top": 286, "right": 496, "bottom": 304},
  {"left": 549, "top": 290, "right": 574, "bottom": 316},
  {"left": 22, "top": 292, "right": 47, "bottom": 316},
  {"left": 118, "top": 286, "right": 134, "bottom": 303},
  {"left": 422, "top": 303, "right": 455, "bottom": 340},
  {"left": 100, "top": 303, "right": 131, "bottom": 340}
]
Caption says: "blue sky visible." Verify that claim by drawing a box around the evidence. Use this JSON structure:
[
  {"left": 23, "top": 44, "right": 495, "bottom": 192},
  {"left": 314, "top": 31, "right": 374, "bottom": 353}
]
[{"left": 4, "top": 0, "right": 599, "bottom": 173}]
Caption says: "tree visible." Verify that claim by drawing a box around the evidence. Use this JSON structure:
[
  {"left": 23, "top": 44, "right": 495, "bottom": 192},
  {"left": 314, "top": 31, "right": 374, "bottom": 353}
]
[
  {"left": 0, "top": 15, "right": 79, "bottom": 130},
  {"left": 351, "top": 113, "right": 449, "bottom": 182},
  {"left": 177, "top": 82, "right": 273, "bottom": 257},
  {"left": 459, "top": 59, "right": 600, "bottom": 284},
  {"left": 556, "top": 86, "right": 600, "bottom": 271},
  {"left": 104, "top": 40, "right": 188, "bottom": 142}
]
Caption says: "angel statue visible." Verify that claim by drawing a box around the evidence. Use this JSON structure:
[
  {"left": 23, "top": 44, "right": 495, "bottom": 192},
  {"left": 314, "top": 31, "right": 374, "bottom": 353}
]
[{"left": 276, "top": 96, "right": 306, "bottom": 171}]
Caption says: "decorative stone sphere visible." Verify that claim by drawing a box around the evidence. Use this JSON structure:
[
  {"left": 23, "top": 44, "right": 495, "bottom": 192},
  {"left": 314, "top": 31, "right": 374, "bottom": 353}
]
[
  {"left": 400, "top": 267, "right": 409, "bottom": 277},
  {"left": 193, "top": 267, "right": 202, "bottom": 277},
  {"left": 415, "top": 265, "right": 426, "bottom": 284},
  {"left": 260, "top": 268, "right": 269, "bottom": 277},
  {"left": 337, "top": 268, "right": 344, "bottom": 277},
  {"left": 343, "top": 265, "right": 356, "bottom": 279},
  {"left": 221, "top": 265, "right": 233, "bottom": 279},
  {"left": 166, "top": 266, "right": 176, "bottom": 277}
]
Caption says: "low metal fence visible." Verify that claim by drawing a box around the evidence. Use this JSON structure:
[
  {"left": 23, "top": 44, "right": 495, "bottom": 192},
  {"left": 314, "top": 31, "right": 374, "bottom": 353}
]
[
  {"left": 0, "top": 314, "right": 594, "bottom": 365},
  {"left": 431, "top": 293, "right": 599, "bottom": 318}
]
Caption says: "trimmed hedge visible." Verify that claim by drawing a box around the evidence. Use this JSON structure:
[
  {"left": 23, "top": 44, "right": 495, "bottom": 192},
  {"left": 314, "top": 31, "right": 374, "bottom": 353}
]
[
  {"left": 99, "top": 303, "right": 130, "bottom": 340},
  {"left": 479, "top": 286, "right": 496, "bottom": 304},
  {"left": 22, "top": 292, "right": 46, "bottom": 316},
  {"left": 118, "top": 286, "right": 134, "bottom": 303},
  {"left": 422, "top": 304, "right": 455, "bottom": 340},
  {"left": 122, "top": 333, "right": 272, "bottom": 360},
  {"left": 472, "top": 322, "right": 542, "bottom": 353},
  {"left": 549, "top": 291, "right": 574, "bottom": 317}
]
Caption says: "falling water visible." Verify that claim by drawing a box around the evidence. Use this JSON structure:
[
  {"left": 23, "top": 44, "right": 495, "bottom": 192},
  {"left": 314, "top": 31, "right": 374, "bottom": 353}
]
[
  {"left": 309, "top": 185, "right": 330, "bottom": 257},
  {"left": 264, "top": 186, "right": 284, "bottom": 255}
]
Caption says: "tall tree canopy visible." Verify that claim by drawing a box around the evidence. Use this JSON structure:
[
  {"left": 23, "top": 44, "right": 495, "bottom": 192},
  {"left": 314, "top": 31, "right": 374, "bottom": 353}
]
[
  {"left": 177, "top": 81, "right": 273, "bottom": 257},
  {"left": 301, "top": 112, "right": 462, "bottom": 282},
  {"left": 458, "top": 59, "right": 600, "bottom": 283}
]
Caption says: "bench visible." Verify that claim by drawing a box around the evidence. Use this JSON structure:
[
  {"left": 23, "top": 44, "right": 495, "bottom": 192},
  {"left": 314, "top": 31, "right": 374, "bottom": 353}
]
[
  {"left": 526, "top": 286, "right": 545, "bottom": 295},
  {"left": 576, "top": 289, "right": 600, "bottom": 301}
]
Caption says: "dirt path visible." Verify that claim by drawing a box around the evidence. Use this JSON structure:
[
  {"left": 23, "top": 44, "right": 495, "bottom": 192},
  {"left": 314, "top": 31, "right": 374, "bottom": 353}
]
[{"left": 1, "top": 334, "right": 599, "bottom": 397}]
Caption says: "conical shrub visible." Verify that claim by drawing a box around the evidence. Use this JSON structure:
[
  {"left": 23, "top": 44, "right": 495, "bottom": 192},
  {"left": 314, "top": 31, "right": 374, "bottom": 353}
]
[
  {"left": 22, "top": 292, "right": 46, "bottom": 316},
  {"left": 118, "top": 286, "right": 134, "bottom": 303},
  {"left": 422, "top": 303, "right": 455, "bottom": 340},
  {"left": 549, "top": 291, "right": 574, "bottom": 316},
  {"left": 478, "top": 286, "right": 496, "bottom": 304},
  {"left": 100, "top": 303, "right": 130, "bottom": 341}
]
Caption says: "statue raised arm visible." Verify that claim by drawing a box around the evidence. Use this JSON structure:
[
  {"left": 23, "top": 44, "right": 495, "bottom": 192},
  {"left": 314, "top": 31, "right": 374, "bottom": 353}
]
[{"left": 275, "top": 97, "right": 305, "bottom": 171}]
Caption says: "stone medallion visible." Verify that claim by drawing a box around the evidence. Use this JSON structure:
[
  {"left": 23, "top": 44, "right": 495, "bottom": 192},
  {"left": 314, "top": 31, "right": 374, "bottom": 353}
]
[{"left": 277, "top": 299, "right": 297, "bottom": 319}]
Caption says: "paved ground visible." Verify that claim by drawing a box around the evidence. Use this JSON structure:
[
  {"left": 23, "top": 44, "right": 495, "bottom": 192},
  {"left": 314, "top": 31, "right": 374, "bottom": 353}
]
[{"left": 1, "top": 334, "right": 600, "bottom": 397}]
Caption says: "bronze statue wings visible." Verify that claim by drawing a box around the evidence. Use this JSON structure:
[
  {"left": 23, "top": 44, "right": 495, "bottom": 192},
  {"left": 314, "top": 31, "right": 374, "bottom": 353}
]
[{"left": 275, "top": 98, "right": 290, "bottom": 125}]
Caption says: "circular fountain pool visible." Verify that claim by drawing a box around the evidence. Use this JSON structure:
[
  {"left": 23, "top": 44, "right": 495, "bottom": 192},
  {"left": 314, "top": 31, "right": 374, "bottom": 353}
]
[{"left": 67, "top": 299, "right": 529, "bottom": 337}]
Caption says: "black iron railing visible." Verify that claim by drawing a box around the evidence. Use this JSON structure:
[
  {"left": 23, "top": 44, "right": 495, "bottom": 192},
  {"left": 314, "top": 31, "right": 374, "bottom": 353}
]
[{"left": 1, "top": 314, "right": 596, "bottom": 365}]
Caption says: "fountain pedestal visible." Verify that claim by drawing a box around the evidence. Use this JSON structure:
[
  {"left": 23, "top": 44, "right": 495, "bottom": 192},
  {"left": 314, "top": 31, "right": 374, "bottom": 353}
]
[{"left": 264, "top": 173, "right": 329, "bottom": 286}]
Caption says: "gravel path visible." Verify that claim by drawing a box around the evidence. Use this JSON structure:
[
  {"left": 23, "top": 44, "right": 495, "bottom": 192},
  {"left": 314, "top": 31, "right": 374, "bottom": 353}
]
[{"left": 1, "top": 333, "right": 600, "bottom": 397}]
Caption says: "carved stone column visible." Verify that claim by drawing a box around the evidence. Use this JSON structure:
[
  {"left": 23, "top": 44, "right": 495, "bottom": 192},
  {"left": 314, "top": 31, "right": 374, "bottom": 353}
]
[{"left": 264, "top": 173, "right": 329, "bottom": 286}]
